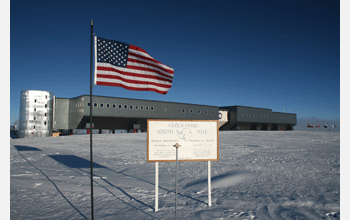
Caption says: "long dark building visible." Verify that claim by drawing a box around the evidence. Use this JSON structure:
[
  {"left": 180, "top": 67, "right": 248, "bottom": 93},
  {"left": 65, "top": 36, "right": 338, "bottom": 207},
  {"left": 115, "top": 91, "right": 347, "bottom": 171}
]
[
  {"left": 219, "top": 106, "right": 297, "bottom": 131},
  {"left": 18, "top": 90, "right": 297, "bottom": 138}
]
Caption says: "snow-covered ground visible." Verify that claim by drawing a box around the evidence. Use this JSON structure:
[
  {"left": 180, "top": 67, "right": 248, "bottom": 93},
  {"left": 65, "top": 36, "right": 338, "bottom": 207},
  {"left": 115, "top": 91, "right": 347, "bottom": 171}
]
[{"left": 10, "top": 131, "right": 340, "bottom": 219}]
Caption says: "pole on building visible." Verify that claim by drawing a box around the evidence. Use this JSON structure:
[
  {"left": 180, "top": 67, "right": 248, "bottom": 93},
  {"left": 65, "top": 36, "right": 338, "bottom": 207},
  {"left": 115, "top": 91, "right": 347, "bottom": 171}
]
[{"left": 90, "top": 19, "right": 94, "bottom": 220}]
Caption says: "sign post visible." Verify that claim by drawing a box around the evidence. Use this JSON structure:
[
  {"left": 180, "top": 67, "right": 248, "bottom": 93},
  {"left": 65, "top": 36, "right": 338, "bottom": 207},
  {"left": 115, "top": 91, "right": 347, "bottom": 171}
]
[
  {"left": 147, "top": 120, "right": 219, "bottom": 215},
  {"left": 208, "top": 160, "right": 211, "bottom": 206},
  {"left": 173, "top": 143, "right": 181, "bottom": 219},
  {"left": 155, "top": 162, "right": 159, "bottom": 212}
]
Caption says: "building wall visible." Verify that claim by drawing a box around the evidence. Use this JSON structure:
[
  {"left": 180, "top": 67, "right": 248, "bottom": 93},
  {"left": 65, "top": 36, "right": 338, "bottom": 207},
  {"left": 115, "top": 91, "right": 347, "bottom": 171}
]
[
  {"left": 68, "top": 96, "right": 85, "bottom": 130},
  {"left": 19, "top": 90, "right": 54, "bottom": 138},
  {"left": 54, "top": 98, "right": 69, "bottom": 130},
  {"left": 236, "top": 106, "right": 296, "bottom": 124},
  {"left": 81, "top": 96, "right": 218, "bottom": 119},
  {"left": 61, "top": 95, "right": 218, "bottom": 130},
  {"left": 219, "top": 106, "right": 297, "bottom": 130}
]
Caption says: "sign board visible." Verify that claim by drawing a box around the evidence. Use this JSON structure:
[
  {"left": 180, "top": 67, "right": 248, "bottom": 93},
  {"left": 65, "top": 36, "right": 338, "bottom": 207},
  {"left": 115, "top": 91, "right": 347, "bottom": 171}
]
[
  {"left": 147, "top": 120, "right": 219, "bottom": 162},
  {"left": 133, "top": 124, "right": 141, "bottom": 130}
]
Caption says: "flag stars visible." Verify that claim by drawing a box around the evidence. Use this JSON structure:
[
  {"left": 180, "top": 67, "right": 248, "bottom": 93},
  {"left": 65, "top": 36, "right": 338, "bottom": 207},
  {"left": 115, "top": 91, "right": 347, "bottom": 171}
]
[{"left": 96, "top": 38, "right": 129, "bottom": 67}]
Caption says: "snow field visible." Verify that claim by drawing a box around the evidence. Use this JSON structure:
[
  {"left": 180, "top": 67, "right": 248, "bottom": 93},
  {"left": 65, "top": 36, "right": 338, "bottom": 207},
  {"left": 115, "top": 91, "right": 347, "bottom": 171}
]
[{"left": 11, "top": 131, "right": 340, "bottom": 219}]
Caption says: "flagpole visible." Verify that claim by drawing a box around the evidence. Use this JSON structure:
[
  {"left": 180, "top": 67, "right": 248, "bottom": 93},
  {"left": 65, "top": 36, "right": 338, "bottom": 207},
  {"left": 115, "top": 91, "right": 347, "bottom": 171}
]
[{"left": 90, "top": 19, "right": 94, "bottom": 220}]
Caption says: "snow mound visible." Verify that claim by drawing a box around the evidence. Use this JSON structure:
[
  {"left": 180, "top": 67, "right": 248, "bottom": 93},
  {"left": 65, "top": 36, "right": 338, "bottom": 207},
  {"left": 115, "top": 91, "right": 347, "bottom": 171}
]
[{"left": 184, "top": 171, "right": 256, "bottom": 192}]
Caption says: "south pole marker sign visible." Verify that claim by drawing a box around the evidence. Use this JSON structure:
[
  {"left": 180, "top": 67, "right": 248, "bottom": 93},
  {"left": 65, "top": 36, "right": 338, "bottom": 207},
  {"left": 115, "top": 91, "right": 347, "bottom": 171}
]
[{"left": 147, "top": 120, "right": 219, "bottom": 162}]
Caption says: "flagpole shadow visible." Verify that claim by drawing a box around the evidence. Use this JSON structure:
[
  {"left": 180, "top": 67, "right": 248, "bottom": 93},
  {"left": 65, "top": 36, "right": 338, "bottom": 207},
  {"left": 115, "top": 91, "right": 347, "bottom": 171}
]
[{"left": 12, "top": 146, "right": 89, "bottom": 220}]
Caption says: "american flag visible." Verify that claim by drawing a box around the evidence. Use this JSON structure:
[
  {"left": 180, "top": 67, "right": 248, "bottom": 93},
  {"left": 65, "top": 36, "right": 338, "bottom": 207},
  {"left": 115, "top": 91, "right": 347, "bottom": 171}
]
[{"left": 94, "top": 36, "right": 174, "bottom": 95}]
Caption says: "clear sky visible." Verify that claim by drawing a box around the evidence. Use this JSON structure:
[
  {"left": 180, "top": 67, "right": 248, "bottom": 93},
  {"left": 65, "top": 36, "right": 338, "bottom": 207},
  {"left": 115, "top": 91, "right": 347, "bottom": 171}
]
[{"left": 10, "top": 0, "right": 341, "bottom": 125}]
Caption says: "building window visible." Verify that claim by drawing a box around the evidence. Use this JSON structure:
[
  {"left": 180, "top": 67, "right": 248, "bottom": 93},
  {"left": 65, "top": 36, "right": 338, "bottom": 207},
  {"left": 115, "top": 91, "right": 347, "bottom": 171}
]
[
  {"left": 100, "top": 103, "right": 104, "bottom": 108},
  {"left": 106, "top": 103, "right": 110, "bottom": 108},
  {"left": 118, "top": 104, "right": 122, "bottom": 109},
  {"left": 124, "top": 105, "right": 128, "bottom": 109},
  {"left": 140, "top": 106, "right": 144, "bottom": 110},
  {"left": 198, "top": 110, "right": 201, "bottom": 114},
  {"left": 45, "top": 95, "right": 48, "bottom": 99},
  {"left": 182, "top": 109, "right": 185, "bottom": 113},
  {"left": 150, "top": 106, "right": 154, "bottom": 111},
  {"left": 94, "top": 103, "right": 98, "bottom": 107},
  {"left": 190, "top": 109, "right": 193, "bottom": 113},
  {"left": 212, "top": 111, "right": 215, "bottom": 115},
  {"left": 34, "top": 99, "right": 37, "bottom": 103},
  {"left": 44, "top": 121, "right": 47, "bottom": 125},
  {"left": 34, "top": 108, "right": 36, "bottom": 112},
  {"left": 145, "top": 106, "right": 149, "bottom": 110},
  {"left": 33, "top": 126, "right": 35, "bottom": 129},
  {"left": 45, "top": 104, "right": 47, "bottom": 108},
  {"left": 112, "top": 104, "right": 116, "bottom": 108},
  {"left": 205, "top": 110, "right": 208, "bottom": 114},
  {"left": 135, "top": 105, "right": 139, "bottom": 110},
  {"left": 87, "top": 102, "right": 90, "bottom": 106},
  {"left": 34, "top": 117, "right": 36, "bottom": 120},
  {"left": 44, "top": 113, "right": 47, "bottom": 117},
  {"left": 129, "top": 105, "right": 133, "bottom": 109}
]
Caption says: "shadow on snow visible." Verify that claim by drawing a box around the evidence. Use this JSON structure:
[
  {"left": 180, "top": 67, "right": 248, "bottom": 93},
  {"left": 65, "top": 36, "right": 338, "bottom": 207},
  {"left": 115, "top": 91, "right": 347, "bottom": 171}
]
[
  {"left": 13, "top": 145, "right": 42, "bottom": 151},
  {"left": 47, "top": 155, "right": 106, "bottom": 169},
  {"left": 12, "top": 145, "right": 89, "bottom": 220}
]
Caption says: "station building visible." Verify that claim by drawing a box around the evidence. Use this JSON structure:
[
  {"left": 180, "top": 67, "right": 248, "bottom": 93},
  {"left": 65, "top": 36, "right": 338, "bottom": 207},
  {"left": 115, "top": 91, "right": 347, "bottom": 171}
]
[
  {"left": 18, "top": 90, "right": 297, "bottom": 138},
  {"left": 219, "top": 106, "right": 297, "bottom": 131}
]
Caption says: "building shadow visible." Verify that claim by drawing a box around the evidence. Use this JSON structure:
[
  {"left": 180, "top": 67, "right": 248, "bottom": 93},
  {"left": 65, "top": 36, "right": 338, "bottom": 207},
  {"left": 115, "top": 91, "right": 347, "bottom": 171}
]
[
  {"left": 12, "top": 146, "right": 89, "bottom": 220},
  {"left": 48, "top": 155, "right": 160, "bottom": 217},
  {"left": 47, "top": 155, "right": 106, "bottom": 169},
  {"left": 13, "top": 145, "right": 42, "bottom": 151}
]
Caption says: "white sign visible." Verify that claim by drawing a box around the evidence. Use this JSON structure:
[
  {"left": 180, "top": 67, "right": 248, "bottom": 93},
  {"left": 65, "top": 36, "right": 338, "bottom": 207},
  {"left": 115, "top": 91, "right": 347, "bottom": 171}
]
[{"left": 147, "top": 120, "right": 219, "bottom": 162}]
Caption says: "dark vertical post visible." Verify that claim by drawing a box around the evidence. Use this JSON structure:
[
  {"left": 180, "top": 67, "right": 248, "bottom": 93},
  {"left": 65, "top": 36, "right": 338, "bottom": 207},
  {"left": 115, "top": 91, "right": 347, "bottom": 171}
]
[
  {"left": 175, "top": 147, "right": 178, "bottom": 220},
  {"left": 90, "top": 19, "right": 94, "bottom": 220}
]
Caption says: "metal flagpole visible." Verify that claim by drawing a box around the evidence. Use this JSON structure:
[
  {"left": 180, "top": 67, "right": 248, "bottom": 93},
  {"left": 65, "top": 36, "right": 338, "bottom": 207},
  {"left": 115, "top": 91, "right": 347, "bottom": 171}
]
[{"left": 90, "top": 19, "right": 94, "bottom": 220}]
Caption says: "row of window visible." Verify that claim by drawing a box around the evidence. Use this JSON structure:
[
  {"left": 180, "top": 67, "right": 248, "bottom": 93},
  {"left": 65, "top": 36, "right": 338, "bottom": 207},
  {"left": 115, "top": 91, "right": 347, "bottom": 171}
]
[
  {"left": 33, "top": 96, "right": 49, "bottom": 103},
  {"left": 241, "top": 113, "right": 294, "bottom": 120},
  {"left": 86, "top": 102, "right": 155, "bottom": 111},
  {"left": 180, "top": 108, "right": 215, "bottom": 115},
  {"left": 85, "top": 102, "right": 215, "bottom": 115},
  {"left": 33, "top": 113, "right": 47, "bottom": 120},
  {"left": 32, "top": 121, "right": 47, "bottom": 129},
  {"left": 33, "top": 105, "right": 48, "bottom": 112}
]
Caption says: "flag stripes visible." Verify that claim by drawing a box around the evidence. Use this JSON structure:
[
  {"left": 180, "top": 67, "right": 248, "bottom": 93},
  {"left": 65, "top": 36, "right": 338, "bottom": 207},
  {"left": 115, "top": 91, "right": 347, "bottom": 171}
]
[{"left": 94, "top": 36, "right": 174, "bottom": 95}]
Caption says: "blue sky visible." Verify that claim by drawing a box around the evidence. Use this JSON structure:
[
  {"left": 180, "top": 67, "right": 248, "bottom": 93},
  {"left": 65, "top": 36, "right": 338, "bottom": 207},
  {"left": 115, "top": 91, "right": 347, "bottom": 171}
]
[{"left": 10, "top": 0, "right": 341, "bottom": 125}]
